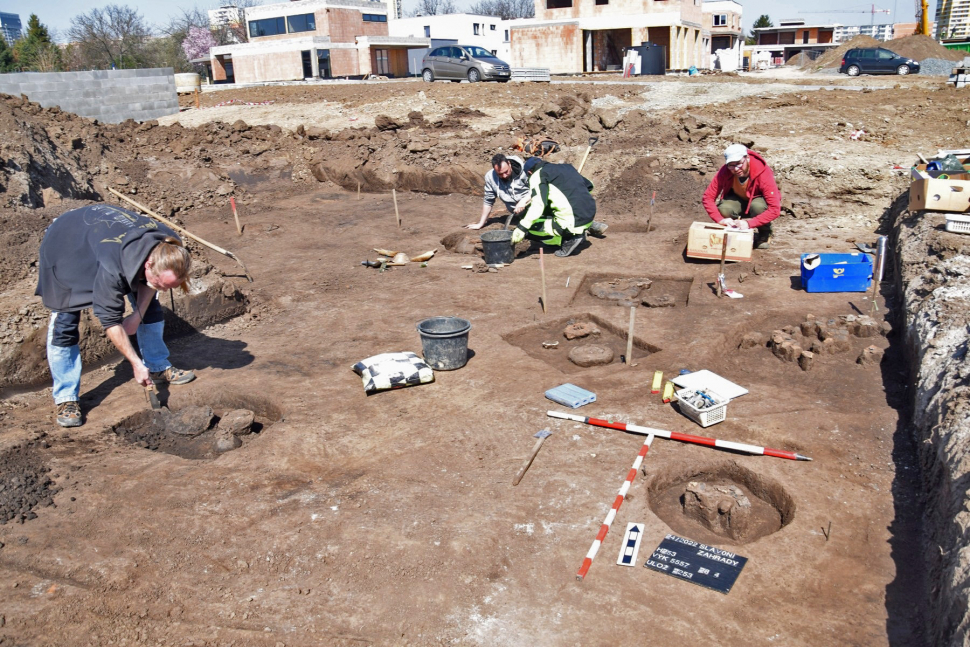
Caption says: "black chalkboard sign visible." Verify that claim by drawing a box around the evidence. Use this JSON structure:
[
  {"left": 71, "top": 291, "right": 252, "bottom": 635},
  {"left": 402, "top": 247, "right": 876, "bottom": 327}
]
[{"left": 643, "top": 534, "right": 748, "bottom": 594}]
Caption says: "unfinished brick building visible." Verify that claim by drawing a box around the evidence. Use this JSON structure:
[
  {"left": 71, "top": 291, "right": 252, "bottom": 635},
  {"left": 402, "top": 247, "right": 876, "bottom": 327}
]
[
  {"left": 509, "top": 0, "right": 713, "bottom": 73},
  {"left": 209, "top": 0, "right": 429, "bottom": 83}
]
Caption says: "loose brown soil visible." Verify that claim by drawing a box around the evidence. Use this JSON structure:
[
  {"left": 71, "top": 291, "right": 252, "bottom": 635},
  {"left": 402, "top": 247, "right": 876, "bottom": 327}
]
[{"left": 0, "top": 72, "right": 964, "bottom": 645}]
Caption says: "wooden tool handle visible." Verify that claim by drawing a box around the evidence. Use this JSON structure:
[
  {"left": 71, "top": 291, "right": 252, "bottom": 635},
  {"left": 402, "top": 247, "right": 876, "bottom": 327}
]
[
  {"left": 108, "top": 187, "right": 254, "bottom": 282},
  {"left": 512, "top": 437, "right": 547, "bottom": 486}
]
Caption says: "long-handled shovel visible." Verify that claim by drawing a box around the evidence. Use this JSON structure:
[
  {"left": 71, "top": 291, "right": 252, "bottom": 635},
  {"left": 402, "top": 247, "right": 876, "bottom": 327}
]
[{"left": 108, "top": 188, "right": 254, "bottom": 282}]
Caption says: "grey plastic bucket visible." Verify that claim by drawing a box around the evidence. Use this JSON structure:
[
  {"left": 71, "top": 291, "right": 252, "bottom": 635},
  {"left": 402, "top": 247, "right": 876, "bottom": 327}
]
[
  {"left": 480, "top": 229, "right": 514, "bottom": 265},
  {"left": 416, "top": 316, "right": 471, "bottom": 370}
]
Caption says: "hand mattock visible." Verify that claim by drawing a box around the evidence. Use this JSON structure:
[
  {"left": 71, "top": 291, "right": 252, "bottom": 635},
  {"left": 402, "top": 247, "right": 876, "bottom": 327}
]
[{"left": 512, "top": 429, "right": 552, "bottom": 486}]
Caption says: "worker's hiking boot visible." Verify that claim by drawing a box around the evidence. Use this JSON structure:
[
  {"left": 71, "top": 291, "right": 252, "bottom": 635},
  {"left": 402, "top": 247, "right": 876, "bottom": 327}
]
[
  {"left": 555, "top": 234, "right": 586, "bottom": 258},
  {"left": 150, "top": 366, "right": 196, "bottom": 386},
  {"left": 753, "top": 224, "right": 773, "bottom": 250},
  {"left": 56, "top": 401, "right": 82, "bottom": 428},
  {"left": 588, "top": 221, "right": 609, "bottom": 237}
]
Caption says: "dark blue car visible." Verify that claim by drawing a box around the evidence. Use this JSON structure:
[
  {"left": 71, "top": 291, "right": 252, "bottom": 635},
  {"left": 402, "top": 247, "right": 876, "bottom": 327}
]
[{"left": 839, "top": 48, "right": 920, "bottom": 76}]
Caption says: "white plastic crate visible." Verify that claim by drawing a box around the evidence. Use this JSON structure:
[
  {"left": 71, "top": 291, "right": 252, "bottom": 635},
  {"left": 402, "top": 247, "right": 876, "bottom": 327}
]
[
  {"left": 945, "top": 214, "right": 970, "bottom": 234},
  {"left": 674, "top": 388, "right": 728, "bottom": 428}
]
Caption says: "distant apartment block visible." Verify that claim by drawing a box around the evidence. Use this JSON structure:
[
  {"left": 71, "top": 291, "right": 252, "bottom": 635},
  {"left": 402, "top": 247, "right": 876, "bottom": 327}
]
[
  {"left": 209, "top": 5, "right": 244, "bottom": 28},
  {"left": 937, "top": 0, "right": 970, "bottom": 40},
  {"left": 834, "top": 23, "right": 894, "bottom": 43},
  {"left": 0, "top": 11, "right": 21, "bottom": 44},
  {"left": 209, "top": 0, "right": 429, "bottom": 83}
]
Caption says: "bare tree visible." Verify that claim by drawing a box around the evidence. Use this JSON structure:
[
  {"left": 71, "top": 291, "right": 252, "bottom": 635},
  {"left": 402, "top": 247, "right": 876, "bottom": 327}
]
[
  {"left": 408, "top": 0, "right": 459, "bottom": 16},
  {"left": 68, "top": 4, "right": 152, "bottom": 69},
  {"left": 468, "top": 0, "right": 534, "bottom": 19}
]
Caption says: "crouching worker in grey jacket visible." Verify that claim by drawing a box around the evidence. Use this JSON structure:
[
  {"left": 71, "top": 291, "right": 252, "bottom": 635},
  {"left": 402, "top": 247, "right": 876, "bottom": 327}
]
[
  {"left": 36, "top": 204, "right": 196, "bottom": 427},
  {"left": 466, "top": 153, "right": 531, "bottom": 230}
]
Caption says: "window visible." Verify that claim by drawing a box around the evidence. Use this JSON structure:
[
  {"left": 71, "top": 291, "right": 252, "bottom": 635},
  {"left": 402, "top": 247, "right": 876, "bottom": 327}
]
[
  {"left": 249, "top": 17, "right": 286, "bottom": 37},
  {"left": 490, "top": 24, "right": 496, "bottom": 30},
  {"left": 713, "top": 14, "right": 726, "bottom": 26},
  {"left": 596, "top": 0, "right": 608, "bottom": 5},
  {"left": 287, "top": 13, "right": 316, "bottom": 33},
  {"left": 424, "top": 25, "right": 430, "bottom": 37},
  {"left": 547, "top": 0, "right": 572, "bottom": 8},
  {"left": 362, "top": 13, "right": 387, "bottom": 22},
  {"left": 474, "top": 23, "right": 480, "bottom": 35},
  {"left": 505, "top": 29, "right": 509, "bottom": 40}
]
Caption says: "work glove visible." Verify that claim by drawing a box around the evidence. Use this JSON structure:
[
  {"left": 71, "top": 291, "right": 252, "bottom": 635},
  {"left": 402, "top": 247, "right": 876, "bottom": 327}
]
[
  {"left": 514, "top": 197, "right": 530, "bottom": 214},
  {"left": 510, "top": 228, "right": 525, "bottom": 245}
]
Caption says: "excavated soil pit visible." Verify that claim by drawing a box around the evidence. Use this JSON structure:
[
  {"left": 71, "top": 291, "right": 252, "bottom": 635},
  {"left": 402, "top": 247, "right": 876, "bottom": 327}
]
[
  {"left": 503, "top": 313, "right": 661, "bottom": 373},
  {"left": 110, "top": 393, "right": 283, "bottom": 460},
  {"left": 648, "top": 462, "right": 795, "bottom": 546},
  {"left": 0, "top": 438, "right": 58, "bottom": 525},
  {"left": 569, "top": 273, "right": 694, "bottom": 309}
]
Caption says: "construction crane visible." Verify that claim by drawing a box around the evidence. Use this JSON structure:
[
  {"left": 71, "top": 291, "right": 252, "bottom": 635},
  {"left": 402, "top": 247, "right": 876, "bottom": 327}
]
[
  {"left": 915, "top": 0, "right": 930, "bottom": 35},
  {"left": 800, "top": 5, "right": 891, "bottom": 26}
]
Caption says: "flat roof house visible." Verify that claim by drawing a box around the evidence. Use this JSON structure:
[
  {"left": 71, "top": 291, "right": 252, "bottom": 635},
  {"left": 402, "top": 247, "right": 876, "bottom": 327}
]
[
  {"left": 210, "top": 0, "right": 430, "bottom": 83},
  {"left": 509, "top": 0, "right": 711, "bottom": 74}
]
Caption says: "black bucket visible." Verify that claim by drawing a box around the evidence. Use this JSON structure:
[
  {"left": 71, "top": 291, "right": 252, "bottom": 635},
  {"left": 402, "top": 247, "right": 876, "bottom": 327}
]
[
  {"left": 416, "top": 317, "right": 471, "bottom": 371},
  {"left": 480, "top": 230, "right": 514, "bottom": 265}
]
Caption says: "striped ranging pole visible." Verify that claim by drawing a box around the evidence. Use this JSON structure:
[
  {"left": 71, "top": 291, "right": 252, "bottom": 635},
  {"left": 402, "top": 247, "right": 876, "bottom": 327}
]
[
  {"left": 548, "top": 411, "right": 812, "bottom": 462},
  {"left": 577, "top": 433, "right": 655, "bottom": 580}
]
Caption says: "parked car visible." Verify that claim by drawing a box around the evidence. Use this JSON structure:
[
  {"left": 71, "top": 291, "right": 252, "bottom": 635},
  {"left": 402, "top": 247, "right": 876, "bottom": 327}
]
[
  {"left": 839, "top": 48, "right": 920, "bottom": 76},
  {"left": 421, "top": 45, "right": 511, "bottom": 83}
]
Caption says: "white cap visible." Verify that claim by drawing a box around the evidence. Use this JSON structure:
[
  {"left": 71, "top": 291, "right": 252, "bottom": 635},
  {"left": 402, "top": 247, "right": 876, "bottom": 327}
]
[{"left": 724, "top": 144, "right": 748, "bottom": 164}]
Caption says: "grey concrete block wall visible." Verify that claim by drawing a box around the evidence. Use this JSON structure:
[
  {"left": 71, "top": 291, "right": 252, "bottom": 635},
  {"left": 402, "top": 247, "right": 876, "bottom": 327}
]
[{"left": 0, "top": 68, "right": 178, "bottom": 124}]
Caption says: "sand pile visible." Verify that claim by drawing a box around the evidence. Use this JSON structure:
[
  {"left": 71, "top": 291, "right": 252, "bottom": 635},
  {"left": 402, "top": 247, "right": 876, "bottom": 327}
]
[
  {"left": 809, "top": 35, "right": 881, "bottom": 69},
  {"left": 884, "top": 34, "right": 965, "bottom": 62}
]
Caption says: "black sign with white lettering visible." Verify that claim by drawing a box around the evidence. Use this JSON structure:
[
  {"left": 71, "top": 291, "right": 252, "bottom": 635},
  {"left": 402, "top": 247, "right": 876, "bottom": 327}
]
[{"left": 643, "top": 534, "right": 748, "bottom": 594}]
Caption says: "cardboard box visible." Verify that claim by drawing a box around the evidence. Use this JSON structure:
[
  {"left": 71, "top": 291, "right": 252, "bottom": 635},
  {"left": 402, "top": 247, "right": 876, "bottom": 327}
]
[
  {"left": 686, "top": 222, "right": 753, "bottom": 262},
  {"left": 909, "top": 175, "right": 970, "bottom": 213}
]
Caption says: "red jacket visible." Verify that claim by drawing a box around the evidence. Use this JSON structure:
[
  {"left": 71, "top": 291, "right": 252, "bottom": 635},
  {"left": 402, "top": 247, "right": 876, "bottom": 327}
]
[{"left": 702, "top": 149, "right": 781, "bottom": 229}]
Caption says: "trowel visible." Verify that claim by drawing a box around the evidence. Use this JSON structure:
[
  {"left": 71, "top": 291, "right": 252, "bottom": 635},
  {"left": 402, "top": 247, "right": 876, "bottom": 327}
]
[{"left": 145, "top": 383, "right": 162, "bottom": 410}]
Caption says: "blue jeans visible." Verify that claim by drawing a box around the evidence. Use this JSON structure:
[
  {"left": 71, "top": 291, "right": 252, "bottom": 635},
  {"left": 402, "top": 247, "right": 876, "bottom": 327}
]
[{"left": 47, "top": 295, "right": 171, "bottom": 404}]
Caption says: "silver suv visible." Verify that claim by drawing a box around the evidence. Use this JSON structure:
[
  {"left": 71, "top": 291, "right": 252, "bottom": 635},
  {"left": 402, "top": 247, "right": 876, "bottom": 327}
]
[{"left": 421, "top": 45, "right": 511, "bottom": 83}]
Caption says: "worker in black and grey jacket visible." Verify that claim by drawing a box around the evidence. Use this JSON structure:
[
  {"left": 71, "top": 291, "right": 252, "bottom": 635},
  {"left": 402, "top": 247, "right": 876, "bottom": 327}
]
[
  {"left": 511, "top": 157, "right": 599, "bottom": 257},
  {"left": 466, "top": 153, "right": 531, "bottom": 230},
  {"left": 36, "top": 204, "right": 197, "bottom": 428}
]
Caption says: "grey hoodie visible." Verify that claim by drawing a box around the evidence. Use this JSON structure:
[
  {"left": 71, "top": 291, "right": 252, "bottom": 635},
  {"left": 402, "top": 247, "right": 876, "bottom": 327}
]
[
  {"left": 483, "top": 155, "right": 530, "bottom": 212},
  {"left": 35, "top": 204, "right": 180, "bottom": 328}
]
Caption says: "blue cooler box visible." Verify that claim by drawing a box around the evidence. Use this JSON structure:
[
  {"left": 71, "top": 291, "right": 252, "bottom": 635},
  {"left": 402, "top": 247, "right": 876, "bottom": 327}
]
[{"left": 800, "top": 253, "right": 873, "bottom": 293}]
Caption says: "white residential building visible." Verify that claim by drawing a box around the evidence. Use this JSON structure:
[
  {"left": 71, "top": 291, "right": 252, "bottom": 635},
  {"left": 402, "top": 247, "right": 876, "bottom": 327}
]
[{"left": 389, "top": 13, "right": 511, "bottom": 60}]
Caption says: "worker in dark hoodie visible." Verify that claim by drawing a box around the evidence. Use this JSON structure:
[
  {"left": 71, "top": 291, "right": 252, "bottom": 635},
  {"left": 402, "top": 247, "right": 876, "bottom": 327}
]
[
  {"left": 702, "top": 143, "right": 781, "bottom": 249},
  {"left": 36, "top": 204, "right": 196, "bottom": 428}
]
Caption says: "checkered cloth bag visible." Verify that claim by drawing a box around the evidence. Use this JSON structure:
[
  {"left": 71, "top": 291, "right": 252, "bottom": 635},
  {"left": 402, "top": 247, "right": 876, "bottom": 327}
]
[{"left": 352, "top": 352, "right": 435, "bottom": 393}]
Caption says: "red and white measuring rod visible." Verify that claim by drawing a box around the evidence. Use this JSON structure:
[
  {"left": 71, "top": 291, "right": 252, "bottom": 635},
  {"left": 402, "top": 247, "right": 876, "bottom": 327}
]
[
  {"left": 548, "top": 411, "right": 812, "bottom": 462},
  {"left": 577, "top": 433, "right": 655, "bottom": 580}
]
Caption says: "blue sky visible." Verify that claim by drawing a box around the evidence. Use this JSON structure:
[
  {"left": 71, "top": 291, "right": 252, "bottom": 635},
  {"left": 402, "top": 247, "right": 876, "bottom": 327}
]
[{"left": 12, "top": 0, "right": 922, "bottom": 42}]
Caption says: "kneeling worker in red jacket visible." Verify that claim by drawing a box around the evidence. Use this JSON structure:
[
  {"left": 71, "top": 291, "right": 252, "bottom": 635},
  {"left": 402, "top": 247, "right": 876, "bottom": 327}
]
[{"left": 702, "top": 144, "right": 781, "bottom": 249}]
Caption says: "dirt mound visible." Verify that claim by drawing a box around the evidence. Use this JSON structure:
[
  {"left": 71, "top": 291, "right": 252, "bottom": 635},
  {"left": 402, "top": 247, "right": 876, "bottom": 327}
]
[
  {"left": 809, "top": 35, "right": 881, "bottom": 69},
  {"left": 0, "top": 436, "right": 58, "bottom": 524},
  {"left": 885, "top": 34, "right": 966, "bottom": 62}
]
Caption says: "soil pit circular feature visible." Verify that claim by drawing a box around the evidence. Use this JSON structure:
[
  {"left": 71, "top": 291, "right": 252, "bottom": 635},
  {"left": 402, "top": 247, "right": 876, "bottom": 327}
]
[
  {"left": 111, "top": 395, "right": 282, "bottom": 460},
  {"left": 648, "top": 462, "right": 795, "bottom": 545}
]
